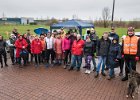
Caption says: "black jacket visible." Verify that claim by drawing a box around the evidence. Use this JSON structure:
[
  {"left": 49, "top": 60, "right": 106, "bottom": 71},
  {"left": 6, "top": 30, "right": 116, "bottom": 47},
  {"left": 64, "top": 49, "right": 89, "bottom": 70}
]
[
  {"left": 0, "top": 40, "right": 6, "bottom": 54},
  {"left": 84, "top": 41, "right": 95, "bottom": 56},
  {"left": 96, "top": 37, "right": 111, "bottom": 56}
]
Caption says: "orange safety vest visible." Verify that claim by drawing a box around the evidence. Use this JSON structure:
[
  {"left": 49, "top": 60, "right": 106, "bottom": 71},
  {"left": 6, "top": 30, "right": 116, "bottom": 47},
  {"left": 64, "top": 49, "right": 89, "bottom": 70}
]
[{"left": 123, "top": 36, "right": 139, "bottom": 55}]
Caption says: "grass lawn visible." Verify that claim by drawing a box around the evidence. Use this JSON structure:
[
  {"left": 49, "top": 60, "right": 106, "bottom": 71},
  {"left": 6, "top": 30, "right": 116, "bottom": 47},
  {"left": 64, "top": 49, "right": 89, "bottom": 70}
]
[{"left": 0, "top": 25, "right": 140, "bottom": 39}]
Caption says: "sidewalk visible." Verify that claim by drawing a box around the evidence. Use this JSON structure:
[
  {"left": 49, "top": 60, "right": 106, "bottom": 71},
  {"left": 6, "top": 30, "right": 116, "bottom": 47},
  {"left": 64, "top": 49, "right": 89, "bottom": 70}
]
[{"left": 0, "top": 61, "right": 139, "bottom": 100}]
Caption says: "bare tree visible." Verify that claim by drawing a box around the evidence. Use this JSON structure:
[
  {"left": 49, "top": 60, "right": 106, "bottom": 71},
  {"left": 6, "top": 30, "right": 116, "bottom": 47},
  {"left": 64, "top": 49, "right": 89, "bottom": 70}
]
[{"left": 102, "top": 7, "right": 111, "bottom": 28}]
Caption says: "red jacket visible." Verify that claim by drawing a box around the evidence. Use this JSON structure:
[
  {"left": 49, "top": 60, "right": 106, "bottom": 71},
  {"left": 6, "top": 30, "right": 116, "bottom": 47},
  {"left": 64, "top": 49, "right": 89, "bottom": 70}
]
[
  {"left": 72, "top": 39, "right": 85, "bottom": 55},
  {"left": 15, "top": 39, "right": 28, "bottom": 58},
  {"left": 31, "top": 39, "right": 43, "bottom": 54}
]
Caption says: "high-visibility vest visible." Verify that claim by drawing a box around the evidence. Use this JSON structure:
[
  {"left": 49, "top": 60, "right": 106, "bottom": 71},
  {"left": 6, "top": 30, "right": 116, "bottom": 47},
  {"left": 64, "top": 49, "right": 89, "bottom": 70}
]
[{"left": 123, "top": 36, "right": 139, "bottom": 55}]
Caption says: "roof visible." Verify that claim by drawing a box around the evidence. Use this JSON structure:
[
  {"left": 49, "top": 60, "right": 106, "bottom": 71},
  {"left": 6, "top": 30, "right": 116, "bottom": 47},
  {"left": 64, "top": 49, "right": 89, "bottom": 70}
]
[{"left": 50, "top": 19, "right": 94, "bottom": 29}]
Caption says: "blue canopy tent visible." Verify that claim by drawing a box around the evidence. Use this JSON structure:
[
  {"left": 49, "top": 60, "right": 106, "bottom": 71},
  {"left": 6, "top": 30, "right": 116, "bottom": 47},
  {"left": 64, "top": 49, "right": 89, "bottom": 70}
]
[{"left": 50, "top": 19, "right": 94, "bottom": 35}]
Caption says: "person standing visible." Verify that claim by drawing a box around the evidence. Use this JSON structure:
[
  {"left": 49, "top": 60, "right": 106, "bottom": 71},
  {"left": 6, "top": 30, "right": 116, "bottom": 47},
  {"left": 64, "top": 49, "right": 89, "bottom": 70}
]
[
  {"left": 122, "top": 27, "right": 140, "bottom": 81},
  {"left": 0, "top": 35, "right": 8, "bottom": 68},
  {"left": 45, "top": 33, "right": 55, "bottom": 66},
  {"left": 69, "top": 34, "right": 85, "bottom": 71},
  {"left": 89, "top": 28, "right": 99, "bottom": 71},
  {"left": 23, "top": 33, "right": 31, "bottom": 63},
  {"left": 54, "top": 33, "right": 63, "bottom": 65},
  {"left": 83, "top": 36, "right": 95, "bottom": 74},
  {"left": 95, "top": 32, "right": 111, "bottom": 78},
  {"left": 31, "top": 35, "right": 43, "bottom": 67},
  {"left": 107, "top": 38, "right": 121, "bottom": 80},
  {"left": 40, "top": 34, "right": 46, "bottom": 63},
  {"left": 6, "top": 34, "right": 16, "bottom": 65},
  {"left": 62, "top": 33, "right": 71, "bottom": 68},
  {"left": 15, "top": 35, "right": 28, "bottom": 67}
]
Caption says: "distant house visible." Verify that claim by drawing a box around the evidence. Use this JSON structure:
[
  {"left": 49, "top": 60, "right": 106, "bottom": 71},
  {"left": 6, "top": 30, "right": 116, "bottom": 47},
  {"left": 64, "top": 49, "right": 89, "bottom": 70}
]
[{"left": 0, "top": 17, "right": 34, "bottom": 25}]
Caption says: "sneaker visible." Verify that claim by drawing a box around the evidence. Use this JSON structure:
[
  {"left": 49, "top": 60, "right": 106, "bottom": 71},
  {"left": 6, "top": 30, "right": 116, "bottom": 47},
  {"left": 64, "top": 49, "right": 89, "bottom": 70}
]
[
  {"left": 63, "top": 65, "right": 67, "bottom": 69},
  {"left": 83, "top": 66, "right": 86, "bottom": 68},
  {"left": 107, "top": 76, "right": 112, "bottom": 80},
  {"left": 101, "top": 72, "right": 106, "bottom": 76},
  {"left": 87, "top": 70, "right": 91, "bottom": 74},
  {"left": 85, "top": 70, "right": 88, "bottom": 74},
  {"left": 121, "top": 76, "right": 128, "bottom": 81},
  {"left": 94, "top": 72, "right": 99, "bottom": 78}
]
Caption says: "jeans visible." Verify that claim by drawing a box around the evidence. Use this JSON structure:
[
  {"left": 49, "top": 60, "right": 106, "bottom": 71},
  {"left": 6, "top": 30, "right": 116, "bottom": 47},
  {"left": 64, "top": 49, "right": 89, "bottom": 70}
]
[
  {"left": 92, "top": 57, "right": 96, "bottom": 69},
  {"left": 109, "top": 67, "right": 114, "bottom": 77},
  {"left": 71, "top": 55, "right": 82, "bottom": 68},
  {"left": 96, "top": 56, "right": 107, "bottom": 73}
]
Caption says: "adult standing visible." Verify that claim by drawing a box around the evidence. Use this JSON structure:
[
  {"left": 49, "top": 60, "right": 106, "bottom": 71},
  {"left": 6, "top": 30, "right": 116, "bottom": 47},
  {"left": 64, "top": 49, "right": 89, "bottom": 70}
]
[
  {"left": 122, "top": 27, "right": 140, "bottom": 81},
  {"left": 45, "top": 33, "right": 55, "bottom": 66},
  {"left": 7, "top": 34, "right": 16, "bottom": 65},
  {"left": 0, "top": 35, "right": 8, "bottom": 68},
  {"left": 69, "top": 34, "right": 85, "bottom": 71},
  {"left": 31, "top": 35, "right": 43, "bottom": 67},
  {"left": 89, "top": 28, "right": 99, "bottom": 71},
  {"left": 95, "top": 32, "right": 111, "bottom": 78},
  {"left": 15, "top": 35, "right": 28, "bottom": 67}
]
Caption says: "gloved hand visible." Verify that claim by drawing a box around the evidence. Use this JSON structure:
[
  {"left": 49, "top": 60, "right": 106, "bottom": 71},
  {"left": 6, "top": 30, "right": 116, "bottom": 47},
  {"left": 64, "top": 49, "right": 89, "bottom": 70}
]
[{"left": 135, "top": 56, "right": 139, "bottom": 61}]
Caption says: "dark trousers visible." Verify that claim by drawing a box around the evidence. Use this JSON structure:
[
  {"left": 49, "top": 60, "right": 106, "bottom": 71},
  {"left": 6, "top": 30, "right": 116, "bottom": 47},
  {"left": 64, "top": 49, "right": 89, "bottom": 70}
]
[
  {"left": 0, "top": 51, "right": 7, "bottom": 66},
  {"left": 18, "top": 55, "right": 27, "bottom": 66},
  {"left": 124, "top": 55, "right": 137, "bottom": 77},
  {"left": 34, "top": 54, "right": 41, "bottom": 65},
  {"left": 64, "top": 50, "right": 71, "bottom": 65},
  {"left": 9, "top": 48, "right": 15, "bottom": 64},
  {"left": 46, "top": 49, "right": 55, "bottom": 63},
  {"left": 119, "top": 58, "right": 124, "bottom": 73},
  {"left": 41, "top": 51, "right": 46, "bottom": 63}
]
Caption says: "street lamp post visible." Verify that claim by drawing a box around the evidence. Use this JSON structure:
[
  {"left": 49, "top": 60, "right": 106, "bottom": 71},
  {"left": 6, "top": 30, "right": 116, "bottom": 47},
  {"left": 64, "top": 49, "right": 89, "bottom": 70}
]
[{"left": 111, "top": 0, "right": 115, "bottom": 27}]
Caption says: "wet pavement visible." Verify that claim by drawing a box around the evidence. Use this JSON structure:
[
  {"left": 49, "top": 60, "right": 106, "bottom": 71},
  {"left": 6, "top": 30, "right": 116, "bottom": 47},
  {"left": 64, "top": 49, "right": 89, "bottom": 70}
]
[{"left": 0, "top": 59, "right": 140, "bottom": 100}]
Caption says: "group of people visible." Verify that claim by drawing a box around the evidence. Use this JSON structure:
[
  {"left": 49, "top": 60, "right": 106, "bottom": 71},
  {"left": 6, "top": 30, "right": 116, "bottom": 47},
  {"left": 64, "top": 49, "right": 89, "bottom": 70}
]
[{"left": 0, "top": 26, "right": 140, "bottom": 81}]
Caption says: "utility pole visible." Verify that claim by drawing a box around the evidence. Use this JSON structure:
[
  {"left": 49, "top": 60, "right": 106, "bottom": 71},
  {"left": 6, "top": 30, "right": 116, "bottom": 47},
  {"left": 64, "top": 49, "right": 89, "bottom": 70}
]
[{"left": 111, "top": 0, "right": 115, "bottom": 27}]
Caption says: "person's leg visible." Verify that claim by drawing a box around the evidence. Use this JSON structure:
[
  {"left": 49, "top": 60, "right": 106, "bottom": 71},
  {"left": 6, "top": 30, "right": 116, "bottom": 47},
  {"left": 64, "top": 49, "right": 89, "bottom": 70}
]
[
  {"left": 69, "top": 55, "right": 76, "bottom": 71},
  {"left": 95, "top": 56, "right": 103, "bottom": 77},
  {"left": 77, "top": 55, "right": 82, "bottom": 71},
  {"left": 0, "top": 54, "right": 3, "bottom": 68},
  {"left": 122, "top": 56, "right": 130, "bottom": 81},
  {"left": 50, "top": 49, "right": 55, "bottom": 64},
  {"left": 3, "top": 51, "right": 8, "bottom": 66},
  {"left": 119, "top": 58, "right": 124, "bottom": 76},
  {"left": 96, "top": 56, "right": 103, "bottom": 73},
  {"left": 38, "top": 53, "right": 41, "bottom": 64},
  {"left": 130, "top": 56, "right": 137, "bottom": 71},
  {"left": 46, "top": 49, "right": 50, "bottom": 63},
  {"left": 64, "top": 50, "right": 69, "bottom": 65},
  {"left": 10, "top": 48, "right": 15, "bottom": 64},
  {"left": 92, "top": 57, "right": 96, "bottom": 71},
  {"left": 34, "top": 54, "right": 37, "bottom": 65},
  {"left": 101, "top": 56, "right": 107, "bottom": 73}
]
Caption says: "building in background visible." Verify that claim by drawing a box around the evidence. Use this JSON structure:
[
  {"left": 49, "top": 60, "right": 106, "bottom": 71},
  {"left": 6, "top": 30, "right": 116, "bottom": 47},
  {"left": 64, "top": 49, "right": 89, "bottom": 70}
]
[{"left": 0, "top": 17, "right": 34, "bottom": 25}]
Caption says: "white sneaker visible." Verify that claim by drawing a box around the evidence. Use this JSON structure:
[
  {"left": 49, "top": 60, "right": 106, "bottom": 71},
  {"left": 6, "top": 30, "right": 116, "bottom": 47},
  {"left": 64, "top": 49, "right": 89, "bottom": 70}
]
[
  {"left": 85, "top": 70, "right": 88, "bottom": 74},
  {"left": 87, "top": 70, "right": 91, "bottom": 74}
]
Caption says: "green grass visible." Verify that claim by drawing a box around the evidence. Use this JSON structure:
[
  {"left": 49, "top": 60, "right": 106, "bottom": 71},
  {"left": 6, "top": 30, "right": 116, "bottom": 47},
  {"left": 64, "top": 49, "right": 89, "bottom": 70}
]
[{"left": 0, "top": 25, "right": 140, "bottom": 39}]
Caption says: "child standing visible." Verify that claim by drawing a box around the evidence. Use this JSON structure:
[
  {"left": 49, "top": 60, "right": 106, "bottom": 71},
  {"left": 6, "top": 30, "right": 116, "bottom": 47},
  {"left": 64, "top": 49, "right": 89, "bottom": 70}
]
[{"left": 84, "top": 36, "right": 95, "bottom": 74}]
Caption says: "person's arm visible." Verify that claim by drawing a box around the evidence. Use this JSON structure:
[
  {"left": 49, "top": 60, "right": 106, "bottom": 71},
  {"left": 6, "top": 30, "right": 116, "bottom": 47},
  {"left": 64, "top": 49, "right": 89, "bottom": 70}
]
[
  {"left": 96, "top": 39, "right": 100, "bottom": 56},
  {"left": 116, "top": 45, "right": 122, "bottom": 59},
  {"left": 136, "top": 38, "right": 140, "bottom": 57}
]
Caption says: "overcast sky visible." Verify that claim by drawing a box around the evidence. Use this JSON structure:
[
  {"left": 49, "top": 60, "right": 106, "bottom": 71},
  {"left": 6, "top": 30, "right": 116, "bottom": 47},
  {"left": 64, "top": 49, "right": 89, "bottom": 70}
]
[{"left": 0, "top": 0, "right": 140, "bottom": 21}]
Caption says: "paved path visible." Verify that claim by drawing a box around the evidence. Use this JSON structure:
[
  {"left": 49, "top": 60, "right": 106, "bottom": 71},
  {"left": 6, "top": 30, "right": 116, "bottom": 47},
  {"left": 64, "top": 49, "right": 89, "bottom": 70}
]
[{"left": 0, "top": 60, "right": 140, "bottom": 100}]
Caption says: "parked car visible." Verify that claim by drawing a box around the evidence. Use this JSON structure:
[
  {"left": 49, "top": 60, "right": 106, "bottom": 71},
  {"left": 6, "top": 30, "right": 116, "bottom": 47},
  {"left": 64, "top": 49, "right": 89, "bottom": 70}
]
[{"left": 135, "top": 32, "right": 140, "bottom": 37}]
